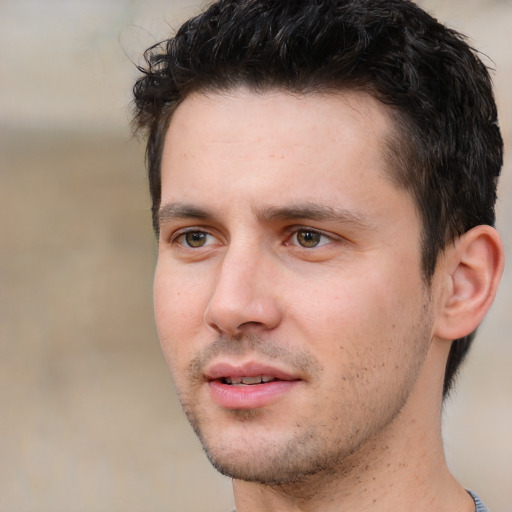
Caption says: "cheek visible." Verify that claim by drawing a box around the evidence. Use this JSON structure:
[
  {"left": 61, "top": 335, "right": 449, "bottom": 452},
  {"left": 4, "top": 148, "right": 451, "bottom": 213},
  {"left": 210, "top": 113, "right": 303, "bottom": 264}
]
[
  {"left": 153, "top": 264, "right": 208, "bottom": 368},
  {"left": 293, "top": 262, "right": 425, "bottom": 362},
  {"left": 154, "top": 261, "right": 207, "bottom": 324},
  {"left": 306, "top": 277, "right": 429, "bottom": 411},
  {"left": 154, "top": 268, "right": 178, "bottom": 335}
]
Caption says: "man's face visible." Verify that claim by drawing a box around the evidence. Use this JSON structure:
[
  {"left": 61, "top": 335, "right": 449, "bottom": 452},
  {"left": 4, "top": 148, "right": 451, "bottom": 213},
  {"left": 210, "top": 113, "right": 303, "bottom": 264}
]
[{"left": 154, "top": 89, "right": 435, "bottom": 484}]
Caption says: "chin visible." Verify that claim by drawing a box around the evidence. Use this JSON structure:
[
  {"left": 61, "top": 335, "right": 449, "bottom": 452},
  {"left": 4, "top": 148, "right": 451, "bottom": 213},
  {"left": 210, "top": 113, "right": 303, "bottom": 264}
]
[
  {"left": 205, "top": 451, "right": 322, "bottom": 485},
  {"left": 195, "top": 424, "right": 352, "bottom": 486}
]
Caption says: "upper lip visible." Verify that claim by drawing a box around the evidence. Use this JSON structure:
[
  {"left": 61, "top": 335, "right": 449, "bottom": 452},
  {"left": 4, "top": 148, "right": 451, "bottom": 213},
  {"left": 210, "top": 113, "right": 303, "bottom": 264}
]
[{"left": 204, "top": 361, "right": 300, "bottom": 382}]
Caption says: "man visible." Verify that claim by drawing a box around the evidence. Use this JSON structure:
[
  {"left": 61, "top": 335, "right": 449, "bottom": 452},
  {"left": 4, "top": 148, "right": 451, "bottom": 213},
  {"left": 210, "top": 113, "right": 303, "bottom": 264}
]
[{"left": 132, "top": 1, "right": 505, "bottom": 511}]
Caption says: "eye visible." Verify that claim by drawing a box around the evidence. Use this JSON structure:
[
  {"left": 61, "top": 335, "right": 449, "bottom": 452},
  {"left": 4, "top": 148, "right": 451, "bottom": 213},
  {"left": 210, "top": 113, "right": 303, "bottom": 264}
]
[
  {"left": 175, "top": 230, "right": 217, "bottom": 248},
  {"left": 289, "top": 229, "right": 332, "bottom": 248}
]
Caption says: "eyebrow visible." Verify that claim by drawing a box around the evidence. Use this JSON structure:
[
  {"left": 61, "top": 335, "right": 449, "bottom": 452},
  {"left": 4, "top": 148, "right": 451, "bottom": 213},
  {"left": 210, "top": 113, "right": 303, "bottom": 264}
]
[
  {"left": 253, "top": 202, "right": 375, "bottom": 230},
  {"left": 158, "top": 201, "right": 375, "bottom": 231},
  {"left": 158, "top": 203, "right": 213, "bottom": 225}
]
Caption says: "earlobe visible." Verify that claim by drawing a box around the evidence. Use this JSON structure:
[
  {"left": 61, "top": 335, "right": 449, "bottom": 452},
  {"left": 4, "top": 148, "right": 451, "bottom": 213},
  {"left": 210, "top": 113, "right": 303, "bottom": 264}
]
[{"left": 434, "top": 225, "right": 504, "bottom": 341}]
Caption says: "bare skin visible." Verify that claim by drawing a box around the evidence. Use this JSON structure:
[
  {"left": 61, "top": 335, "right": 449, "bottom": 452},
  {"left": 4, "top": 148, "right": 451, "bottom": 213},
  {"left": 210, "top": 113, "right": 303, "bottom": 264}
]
[{"left": 154, "top": 89, "right": 503, "bottom": 512}]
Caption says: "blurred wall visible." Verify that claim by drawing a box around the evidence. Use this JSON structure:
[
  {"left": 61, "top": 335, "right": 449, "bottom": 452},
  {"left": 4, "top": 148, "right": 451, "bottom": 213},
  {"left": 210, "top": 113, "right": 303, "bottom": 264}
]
[{"left": 0, "top": 1, "right": 510, "bottom": 511}]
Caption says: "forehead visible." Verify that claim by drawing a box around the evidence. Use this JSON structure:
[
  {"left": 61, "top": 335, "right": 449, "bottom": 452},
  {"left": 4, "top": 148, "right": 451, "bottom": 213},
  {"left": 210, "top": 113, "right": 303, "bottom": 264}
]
[
  {"left": 167, "top": 88, "right": 392, "bottom": 153},
  {"left": 160, "top": 88, "right": 410, "bottom": 223}
]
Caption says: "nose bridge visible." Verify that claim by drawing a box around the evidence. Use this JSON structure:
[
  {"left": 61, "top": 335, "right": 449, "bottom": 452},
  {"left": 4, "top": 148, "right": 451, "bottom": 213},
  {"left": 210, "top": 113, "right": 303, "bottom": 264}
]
[{"left": 204, "top": 238, "right": 281, "bottom": 334}]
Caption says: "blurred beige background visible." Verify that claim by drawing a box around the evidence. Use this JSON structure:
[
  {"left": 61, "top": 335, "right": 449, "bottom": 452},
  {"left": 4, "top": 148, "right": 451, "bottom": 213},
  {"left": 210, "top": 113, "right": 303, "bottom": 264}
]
[{"left": 0, "top": 1, "right": 510, "bottom": 511}]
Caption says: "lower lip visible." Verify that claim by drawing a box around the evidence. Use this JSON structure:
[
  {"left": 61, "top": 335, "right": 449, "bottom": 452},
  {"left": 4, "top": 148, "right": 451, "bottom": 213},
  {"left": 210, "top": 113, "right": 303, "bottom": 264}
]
[{"left": 208, "top": 380, "right": 300, "bottom": 409}]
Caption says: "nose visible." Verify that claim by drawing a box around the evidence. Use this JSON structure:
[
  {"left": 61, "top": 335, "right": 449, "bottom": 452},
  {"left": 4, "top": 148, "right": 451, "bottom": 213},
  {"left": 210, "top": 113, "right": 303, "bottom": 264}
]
[{"left": 203, "top": 245, "right": 283, "bottom": 336}]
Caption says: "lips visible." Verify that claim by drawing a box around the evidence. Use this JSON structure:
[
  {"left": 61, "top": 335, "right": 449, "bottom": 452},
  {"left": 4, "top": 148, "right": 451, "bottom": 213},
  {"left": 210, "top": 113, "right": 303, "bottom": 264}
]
[
  {"left": 205, "top": 361, "right": 298, "bottom": 383},
  {"left": 205, "top": 362, "right": 301, "bottom": 409}
]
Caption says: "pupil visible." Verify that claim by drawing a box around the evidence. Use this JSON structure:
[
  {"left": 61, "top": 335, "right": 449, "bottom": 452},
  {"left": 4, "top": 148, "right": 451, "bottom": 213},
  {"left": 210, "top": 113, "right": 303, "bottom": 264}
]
[{"left": 186, "top": 232, "right": 206, "bottom": 247}]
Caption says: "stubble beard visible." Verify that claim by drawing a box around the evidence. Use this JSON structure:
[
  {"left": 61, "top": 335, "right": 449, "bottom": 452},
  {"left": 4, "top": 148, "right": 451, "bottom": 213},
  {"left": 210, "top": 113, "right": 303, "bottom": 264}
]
[
  {"left": 195, "top": 414, "right": 369, "bottom": 487},
  {"left": 177, "top": 334, "right": 338, "bottom": 485},
  {"left": 182, "top": 389, "right": 408, "bottom": 489},
  {"left": 176, "top": 310, "right": 434, "bottom": 488}
]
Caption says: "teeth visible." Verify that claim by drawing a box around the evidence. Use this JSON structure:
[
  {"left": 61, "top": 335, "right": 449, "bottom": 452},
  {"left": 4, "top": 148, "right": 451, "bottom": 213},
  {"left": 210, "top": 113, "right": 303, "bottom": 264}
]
[
  {"left": 224, "top": 375, "right": 276, "bottom": 385},
  {"left": 241, "top": 376, "right": 262, "bottom": 385}
]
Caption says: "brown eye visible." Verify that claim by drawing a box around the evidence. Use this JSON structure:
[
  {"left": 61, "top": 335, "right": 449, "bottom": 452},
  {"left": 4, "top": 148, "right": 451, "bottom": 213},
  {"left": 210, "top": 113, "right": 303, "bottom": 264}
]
[
  {"left": 296, "top": 230, "right": 322, "bottom": 248},
  {"left": 184, "top": 231, "right": 208, "bottom": 247}
]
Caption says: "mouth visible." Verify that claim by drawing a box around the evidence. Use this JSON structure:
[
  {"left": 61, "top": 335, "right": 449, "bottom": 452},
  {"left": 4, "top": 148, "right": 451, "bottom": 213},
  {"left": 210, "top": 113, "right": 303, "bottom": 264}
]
[
  {"left": 205, "top": 362, "right": 302, "bottom": 409},
  {"left": 205, "top": 361, "right": 299, "bottom": 384}
]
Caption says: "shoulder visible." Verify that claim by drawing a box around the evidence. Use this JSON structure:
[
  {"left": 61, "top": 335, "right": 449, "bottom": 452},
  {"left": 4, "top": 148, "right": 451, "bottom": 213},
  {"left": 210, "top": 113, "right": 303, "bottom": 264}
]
[{"left": 468, "top": 491, "right": 489, "bottom": 512}]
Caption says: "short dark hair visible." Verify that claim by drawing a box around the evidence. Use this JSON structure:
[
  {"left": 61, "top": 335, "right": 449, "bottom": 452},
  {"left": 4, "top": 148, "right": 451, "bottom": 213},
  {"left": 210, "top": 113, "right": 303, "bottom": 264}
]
[{"left": 132, "top": 0, "right": 503, "bottom": 397}]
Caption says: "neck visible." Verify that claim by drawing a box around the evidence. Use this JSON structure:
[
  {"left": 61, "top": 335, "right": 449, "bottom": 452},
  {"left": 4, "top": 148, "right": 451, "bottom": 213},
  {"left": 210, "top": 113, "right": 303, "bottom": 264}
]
[{"left": 232, "top": 342, "right": 474, "bottom": 512}]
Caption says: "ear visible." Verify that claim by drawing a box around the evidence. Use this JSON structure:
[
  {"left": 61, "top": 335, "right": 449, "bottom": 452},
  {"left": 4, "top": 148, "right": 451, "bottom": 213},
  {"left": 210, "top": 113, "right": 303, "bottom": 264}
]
[{"left": 434, "top": 225, "right": 504, "bottom": 340}]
